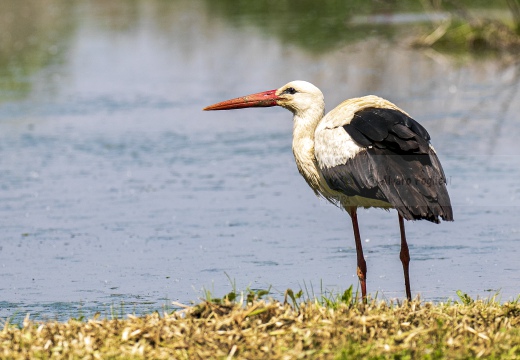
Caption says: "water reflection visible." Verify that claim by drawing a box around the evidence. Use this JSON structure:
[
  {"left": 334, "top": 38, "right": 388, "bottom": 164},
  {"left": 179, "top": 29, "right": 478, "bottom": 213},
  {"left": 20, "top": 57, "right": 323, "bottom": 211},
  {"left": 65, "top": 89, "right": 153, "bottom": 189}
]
[{"left": 0, "top": 0, "right": 520, "bottom": 322}]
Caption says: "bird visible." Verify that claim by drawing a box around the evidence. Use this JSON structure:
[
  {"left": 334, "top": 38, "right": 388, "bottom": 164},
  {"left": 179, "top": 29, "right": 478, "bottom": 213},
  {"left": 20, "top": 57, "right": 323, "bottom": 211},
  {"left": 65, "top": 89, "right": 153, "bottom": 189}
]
[{"left": 203, "top": 80, "right": 453, "bottom": 301}]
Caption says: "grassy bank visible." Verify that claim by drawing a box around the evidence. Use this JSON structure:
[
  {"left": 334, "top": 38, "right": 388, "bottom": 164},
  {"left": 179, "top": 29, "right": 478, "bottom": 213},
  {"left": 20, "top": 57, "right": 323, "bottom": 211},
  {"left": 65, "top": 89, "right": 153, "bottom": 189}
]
[
  {"left": 2, "top": 292, "right": 520, "bottom": 359},
  {"left": 413, "top": 0, "right": 520, "bottom": 54}
]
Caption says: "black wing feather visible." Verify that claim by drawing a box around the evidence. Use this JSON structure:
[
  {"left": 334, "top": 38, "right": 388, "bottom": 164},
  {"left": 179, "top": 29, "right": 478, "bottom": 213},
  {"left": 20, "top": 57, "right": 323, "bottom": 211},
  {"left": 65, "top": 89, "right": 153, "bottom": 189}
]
[
  {"left": 344, "top": 107, "right": 431, "bottom": 153},
  {"left": 343, "top": 124, "right": 373, "bottom": 146},
  {"left": 349, "top": 111, "right": 389, "bottom": 141},
  {"left": 322, "top": 107, "right": 453, "bottom": 223},
  {"left": 390, "top": 123, "right": 415, "bottom": 139}
]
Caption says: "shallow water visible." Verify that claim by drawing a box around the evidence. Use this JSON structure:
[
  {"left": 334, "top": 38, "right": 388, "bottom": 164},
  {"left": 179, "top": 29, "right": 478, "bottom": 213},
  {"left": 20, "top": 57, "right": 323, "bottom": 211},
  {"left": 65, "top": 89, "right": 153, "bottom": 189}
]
[{"left": 1, "top": 1, "right": 520, "bottom": 322}]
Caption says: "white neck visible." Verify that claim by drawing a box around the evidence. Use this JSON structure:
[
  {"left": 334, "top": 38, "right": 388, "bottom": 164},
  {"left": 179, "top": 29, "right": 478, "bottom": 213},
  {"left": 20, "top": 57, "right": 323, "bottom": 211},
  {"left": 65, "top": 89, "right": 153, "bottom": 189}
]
[
  {"left": 291, "top": 102, "right": 325, "bottom": 195},
  {"left": 291, "top": 100, "right": 325, "bottom": 140}
]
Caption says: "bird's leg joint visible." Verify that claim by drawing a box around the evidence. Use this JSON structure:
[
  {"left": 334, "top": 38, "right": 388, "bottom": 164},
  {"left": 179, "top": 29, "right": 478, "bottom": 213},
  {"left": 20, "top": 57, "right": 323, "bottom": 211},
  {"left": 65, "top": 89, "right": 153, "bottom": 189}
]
[
  {"left": 399, "top": 247, "right": 410, "bottom": 266},
  {"left": 356, "top": 265, "right": 366, "bottom": 281}
]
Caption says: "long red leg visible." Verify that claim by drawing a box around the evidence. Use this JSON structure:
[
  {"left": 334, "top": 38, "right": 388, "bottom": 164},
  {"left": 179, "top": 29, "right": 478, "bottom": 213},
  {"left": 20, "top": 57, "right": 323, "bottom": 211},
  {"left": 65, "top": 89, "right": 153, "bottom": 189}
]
[
  {"left": 398, "top": 213, "right": 412, "bottom": 301},
  {"left": 349, "top": 207, "right": 367, "bottom": 302}
]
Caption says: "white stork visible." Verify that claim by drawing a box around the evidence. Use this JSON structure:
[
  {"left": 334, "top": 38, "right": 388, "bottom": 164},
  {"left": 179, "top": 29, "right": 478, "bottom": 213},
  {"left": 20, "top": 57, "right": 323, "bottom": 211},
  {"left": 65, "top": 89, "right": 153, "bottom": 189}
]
[{"left": 204, "top": 80, "right": 453, "bottom": 301}]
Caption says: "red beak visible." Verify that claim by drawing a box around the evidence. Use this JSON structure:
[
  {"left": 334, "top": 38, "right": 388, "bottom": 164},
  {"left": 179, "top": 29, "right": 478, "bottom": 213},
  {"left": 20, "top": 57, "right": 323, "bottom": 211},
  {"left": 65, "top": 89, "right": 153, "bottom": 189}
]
[{"left": 203, "top": 89, "right": 279, "bottom": 111}]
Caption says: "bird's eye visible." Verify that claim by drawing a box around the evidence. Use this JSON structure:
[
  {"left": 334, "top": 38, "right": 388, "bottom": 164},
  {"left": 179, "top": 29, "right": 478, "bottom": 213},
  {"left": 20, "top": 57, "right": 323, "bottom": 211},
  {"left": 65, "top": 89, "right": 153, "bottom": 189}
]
[{"left": 283, "top": 87, "right": 297, "bottom": 95}]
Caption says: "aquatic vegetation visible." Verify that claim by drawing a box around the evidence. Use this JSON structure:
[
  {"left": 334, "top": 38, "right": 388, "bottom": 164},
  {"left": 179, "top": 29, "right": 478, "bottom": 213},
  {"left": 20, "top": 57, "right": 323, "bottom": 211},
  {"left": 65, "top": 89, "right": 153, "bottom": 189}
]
[{"left": 414, "top": 0, "right": 520, "bottom": 53}]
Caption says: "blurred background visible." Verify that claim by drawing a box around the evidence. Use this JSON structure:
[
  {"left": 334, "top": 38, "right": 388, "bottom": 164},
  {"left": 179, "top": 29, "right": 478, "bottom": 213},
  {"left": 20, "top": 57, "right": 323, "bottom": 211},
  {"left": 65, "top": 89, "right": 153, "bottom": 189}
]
[{"left": 1, "top": 0, "right": 520, "bottom": 321}]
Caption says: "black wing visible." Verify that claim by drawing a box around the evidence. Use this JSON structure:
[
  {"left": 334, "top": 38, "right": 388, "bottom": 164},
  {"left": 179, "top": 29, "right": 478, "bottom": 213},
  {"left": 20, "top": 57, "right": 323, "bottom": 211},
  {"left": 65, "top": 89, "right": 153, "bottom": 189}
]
[{"left": 322, "top": 107, "right": 453, "bottom": 223}]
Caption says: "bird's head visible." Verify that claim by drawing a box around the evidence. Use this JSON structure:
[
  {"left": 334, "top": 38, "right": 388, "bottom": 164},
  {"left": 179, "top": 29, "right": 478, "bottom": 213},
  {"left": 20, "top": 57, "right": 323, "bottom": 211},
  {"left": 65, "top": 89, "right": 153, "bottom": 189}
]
[
  {"left": 203, "top": 80, "right": 324, "bottom": 117},
  {"left": 275, "top": 81, "right": 324, "bottom": 115}
]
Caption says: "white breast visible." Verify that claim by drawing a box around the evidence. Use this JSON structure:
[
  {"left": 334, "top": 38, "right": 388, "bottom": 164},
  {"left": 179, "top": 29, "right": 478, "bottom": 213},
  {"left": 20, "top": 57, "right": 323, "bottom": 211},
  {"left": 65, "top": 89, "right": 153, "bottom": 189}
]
[{"left": 314, "top": 126, "right": 363, "bottom": 169}]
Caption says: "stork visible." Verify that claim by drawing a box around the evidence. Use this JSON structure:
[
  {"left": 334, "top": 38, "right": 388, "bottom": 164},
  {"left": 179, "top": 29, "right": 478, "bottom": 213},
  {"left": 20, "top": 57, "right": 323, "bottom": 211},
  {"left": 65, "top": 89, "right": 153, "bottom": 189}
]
[{"left": 204, "top": 80, "right": 453, "bottom": 301}]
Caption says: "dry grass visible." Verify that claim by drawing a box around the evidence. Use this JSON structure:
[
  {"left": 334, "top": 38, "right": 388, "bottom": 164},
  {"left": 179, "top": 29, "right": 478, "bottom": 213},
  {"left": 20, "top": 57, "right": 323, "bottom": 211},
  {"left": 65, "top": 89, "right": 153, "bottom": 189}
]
[{"left": 2, "top": 293, "right": 520, "bottom": 359}]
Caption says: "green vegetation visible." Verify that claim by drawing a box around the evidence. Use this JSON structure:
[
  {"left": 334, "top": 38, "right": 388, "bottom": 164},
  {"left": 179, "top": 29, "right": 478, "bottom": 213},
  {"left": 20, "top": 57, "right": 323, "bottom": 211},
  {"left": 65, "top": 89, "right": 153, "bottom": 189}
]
[
  {"left": 2, "top": 290, "right": 520, "bottom": 359},
  {"left": 203, "top": 0, "right": 520, "bottom": 54},
  {"left": 413, "top": 0, "right": 520, "bottom": 54}
]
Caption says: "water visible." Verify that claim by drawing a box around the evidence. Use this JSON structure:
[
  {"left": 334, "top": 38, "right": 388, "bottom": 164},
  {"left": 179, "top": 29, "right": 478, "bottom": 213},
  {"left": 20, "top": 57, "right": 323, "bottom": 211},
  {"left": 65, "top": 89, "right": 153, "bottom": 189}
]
[{"left": 1, "top": 1, "right": 520, "bottom": 322}]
